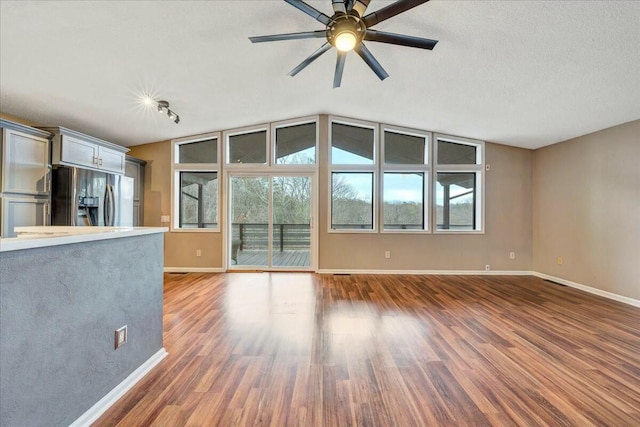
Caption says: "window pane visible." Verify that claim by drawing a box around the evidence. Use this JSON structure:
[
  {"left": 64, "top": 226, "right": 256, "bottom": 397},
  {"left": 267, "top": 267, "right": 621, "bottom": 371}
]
[
  {"left": 180, "top": 172, "right": 218, "bottom": 228},
  {"left": 384, "top": 131, "right": 426, "bottom": 164},
  {"left": 178, "top": 138, "right": 217, "bottom": 163},
  {"left": 228, "top": 130, "right": 267, "bottom": 164},
  {"left": 331, "top": 123, "right": 374, "bottom": 165},
  {"left": 276, "top": 123, "right": 316, "bottom": 164},
  {"left": 331, "top": 172, "right": 373, "bottom": 230},
  {"left": 230, "top": 176, "right": 269, "bottom": 266},
  {"left": 438, "top": 140, "right": 477, "bottom": 164},
  {"left": 436, "top": 173, "right": 475, "bottom": 230},
  {"left": 383, "top": 173, "right": 424, "bottom": 230},
  {"left": 272, "top": 176, "right": 312, "bottom": 267}
]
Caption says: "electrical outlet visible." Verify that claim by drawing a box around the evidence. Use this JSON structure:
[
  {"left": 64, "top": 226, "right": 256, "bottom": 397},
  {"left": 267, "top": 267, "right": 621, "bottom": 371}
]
[
  {"left": 196, "top": 249, "right": 202, "bottom": 257},
  {"left": 385, "top": 251, "right": 391, "bottom": 259},
  {"left": 115, "top": 325, "right": 127, "bottom": 349},
  {"left": 485, "top": 264, "right": 491, "bottom": 271},
  {"left": 509, "top": 252, "right": 516, "bottom": 260},
  {"left": 160, "top": 215, "right": 170, "bottom": 223},
  {"left": 557, "top": 257, "right": 563, "bottom": 265}
]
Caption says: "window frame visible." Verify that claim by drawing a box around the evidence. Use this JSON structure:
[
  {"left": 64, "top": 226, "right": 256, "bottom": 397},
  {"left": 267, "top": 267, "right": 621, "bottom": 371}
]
[
  {"left": 171, "top": 131, "right": 221, "bottom": 232},
  {"left": 433, "top": 133, "right": 484, "bottom": 234},
  {"left": 380, "top": 125, "right": 431, "bottom": 234},
  {"left": 271, "top": 115, "right": 319, "bottom": 170},
  {"left": 328, "top": 116, "right": 378, "bottom": 233}
]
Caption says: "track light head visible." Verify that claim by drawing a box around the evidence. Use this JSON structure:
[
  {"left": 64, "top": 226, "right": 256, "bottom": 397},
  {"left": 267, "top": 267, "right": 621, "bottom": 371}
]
[
  {"left": 157, "top": 100, "right": 169, "bottom": 113},
  {"left": 145, "top": 99, "right": 180, "bottom": 124}
]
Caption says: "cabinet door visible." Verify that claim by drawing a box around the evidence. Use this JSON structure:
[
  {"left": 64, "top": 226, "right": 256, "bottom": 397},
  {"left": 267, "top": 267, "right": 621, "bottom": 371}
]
[
  {"left": 132, "top": 201, "right": 141, "bottom": 226},
  {"left": 1, "top": 197, "right": 49, "bottom": 237},
  {"left": 98, "top": 146, "right": 125, "bottom": 174},
  {"left": 1, "top": 129, "right": 50, "bottom": 195},
  {"left": 61, "top": 135, "right": 99, "bottom": 169},
  {"left": 125, "top": 161, "right": 141, "bottom": 201}
]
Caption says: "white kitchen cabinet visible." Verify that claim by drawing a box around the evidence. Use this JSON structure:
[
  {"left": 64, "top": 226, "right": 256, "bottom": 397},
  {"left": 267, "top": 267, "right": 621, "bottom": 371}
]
[
  {"left": 1, "top": 126, "right": 50, "bottom": 195},
  {"left": 1, "top": 196, "right": 49, "bottom": 237},
  {"left": 45, "top": 127, "right": 128, "bottom": 175},
  {"left": 125, "top": 156, "right": 146, "bottom": 225},
  {"left": 0, "top": 119, "right": 52, "bottom": 237},
  {"left": 59, "top": 135, "right": 98, "bottom": 170}
]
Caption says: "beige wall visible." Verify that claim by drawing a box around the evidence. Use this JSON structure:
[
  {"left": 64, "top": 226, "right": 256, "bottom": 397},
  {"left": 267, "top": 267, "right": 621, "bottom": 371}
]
[
  {"left": 0, "top": 112, "right": 37, "bottom": 126},
  {"left": 532, "top": 120, "right": 640, "bottom": 300},
  {"left": 131, "top": 115, "right": 533, "bottom": 272},
  {"left": 129, "top": 141, "right": 224, "bottom": 269},
  {"left": 319, "top": 131, "right": 533, "bottom": 271}
]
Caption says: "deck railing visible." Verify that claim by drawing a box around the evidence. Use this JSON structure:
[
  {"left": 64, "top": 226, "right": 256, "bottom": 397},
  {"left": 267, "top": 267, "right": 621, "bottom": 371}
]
[
  {"left": 231, "top": 222, "right": 475, "bottom": 252},
  {"left": 232, "top": 223, "right": 310, "bottom": 251}
]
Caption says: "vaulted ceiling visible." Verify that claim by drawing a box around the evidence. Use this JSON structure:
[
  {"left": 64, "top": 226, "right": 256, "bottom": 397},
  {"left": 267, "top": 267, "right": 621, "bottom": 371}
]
[{"left": 1, "top": 1, "right": 638, "bottom": 149}]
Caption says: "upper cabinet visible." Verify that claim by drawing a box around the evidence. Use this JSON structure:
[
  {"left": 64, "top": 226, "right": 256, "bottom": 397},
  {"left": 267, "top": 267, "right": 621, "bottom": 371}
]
[
  {"left": 43, "top": 127, "right": 128, "bottom": 175},
  {"left": 0, "top": 120, "right": 51, "bottom": 196}
]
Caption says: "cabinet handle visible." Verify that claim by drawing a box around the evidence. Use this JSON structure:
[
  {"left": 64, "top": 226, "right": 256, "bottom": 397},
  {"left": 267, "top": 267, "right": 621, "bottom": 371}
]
[
  {"left": 98, "top": 158, "right": 103, "bottom": 166},
  {"left": 93, "top": 156, "right": 99, "bottom": 166}
]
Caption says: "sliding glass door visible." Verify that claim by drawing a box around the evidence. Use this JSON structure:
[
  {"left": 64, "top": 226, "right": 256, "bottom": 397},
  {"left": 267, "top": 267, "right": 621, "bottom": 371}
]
[{"left": 229, "top": 174, "right": 313, "bottom": 270}]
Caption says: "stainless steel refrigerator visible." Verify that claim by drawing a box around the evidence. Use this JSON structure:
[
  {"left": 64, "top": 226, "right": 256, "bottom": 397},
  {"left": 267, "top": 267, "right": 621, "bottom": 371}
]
[{"left": 51, "top": 166, "right": 134, "bottom": 226}]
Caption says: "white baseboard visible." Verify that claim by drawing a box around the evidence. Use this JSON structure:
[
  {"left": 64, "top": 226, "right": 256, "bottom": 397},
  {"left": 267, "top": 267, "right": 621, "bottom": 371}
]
[
  {"left": 532, "top": 272, "right": 640, "bottom": 308},
  {"left": 317, "top": 269, "right": 532, "bottom": 276},
  {"left": 164, "top": 267, "right": 225, "bottom": 273},
  {"left": 70, "top": 348, "right": 168, "bottom": 427}
]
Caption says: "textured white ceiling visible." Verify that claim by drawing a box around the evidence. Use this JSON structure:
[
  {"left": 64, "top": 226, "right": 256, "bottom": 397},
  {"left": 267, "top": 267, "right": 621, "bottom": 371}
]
[{"left": 1, "top": 1, "right": 639, "bottom": 149}]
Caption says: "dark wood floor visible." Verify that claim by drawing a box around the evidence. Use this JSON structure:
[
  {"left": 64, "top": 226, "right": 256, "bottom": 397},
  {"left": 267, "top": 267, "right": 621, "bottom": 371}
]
[{"left": 94, "top": 273, "right": 640, "bottom": 426}]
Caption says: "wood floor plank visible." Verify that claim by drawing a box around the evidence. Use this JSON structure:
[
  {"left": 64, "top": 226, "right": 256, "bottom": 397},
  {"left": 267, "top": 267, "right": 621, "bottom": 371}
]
[{"left": 93, "top": 273, "right": 640, "bottom": 426}]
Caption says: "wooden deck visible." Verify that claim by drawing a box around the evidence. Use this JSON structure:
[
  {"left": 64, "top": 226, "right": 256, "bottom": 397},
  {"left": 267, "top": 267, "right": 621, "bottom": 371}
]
[{"left": 234, "top": 249, "right": 310, "bottom": 267}]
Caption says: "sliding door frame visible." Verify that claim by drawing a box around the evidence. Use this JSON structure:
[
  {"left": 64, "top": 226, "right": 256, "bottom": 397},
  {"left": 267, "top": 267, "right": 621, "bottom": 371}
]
[{"left": 225, "top": 171, "right": 318, "bottom": 272}]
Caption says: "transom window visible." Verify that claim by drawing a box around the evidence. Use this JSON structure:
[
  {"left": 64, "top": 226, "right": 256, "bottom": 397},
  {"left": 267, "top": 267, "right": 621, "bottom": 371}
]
[
  {"left": 227, "top": 129, "right": 267, "bottom": 164},
  {"left": 331, "top": 122, "right": 375, "bottom": 165},
  {"left": 275, "top": 122, "right": 317, "bottom": 165},
  {"left": 225, "top": 118, "right": 318, "bottom": 168}
]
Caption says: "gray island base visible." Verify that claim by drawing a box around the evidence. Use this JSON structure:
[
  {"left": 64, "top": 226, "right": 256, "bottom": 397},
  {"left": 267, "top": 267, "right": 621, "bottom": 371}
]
[{"left": 0, "top": 227, "right": 167, "bottom": 427}]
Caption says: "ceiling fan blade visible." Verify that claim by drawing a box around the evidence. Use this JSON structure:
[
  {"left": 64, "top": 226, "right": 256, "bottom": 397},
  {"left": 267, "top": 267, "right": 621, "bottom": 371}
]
[
  {"left": 332, "top": 0, "right": 346, "bottom": 14},
  {"left": 354, "top": 43, "right": 389, "bottom": 81},
  {"left": 250, "top": 31, "right": 327, "bottom": 43},
  {"left": 364, "top": 29, "right": 438, "bottom": 50},
  {"left": 333, "top": 51, "right": 347, "bottom": 88},
  {"left": 363, "top": 0, "right": 430, "bottom": 28},
  {"left": 288, "top": 42, "right": 333, "bottom": 76},
  {"left": 284, "top": 0, "right": 332, "bottom": 26},
  {"left": 351, "top": 0, "right": 371, "bottom": 17}
]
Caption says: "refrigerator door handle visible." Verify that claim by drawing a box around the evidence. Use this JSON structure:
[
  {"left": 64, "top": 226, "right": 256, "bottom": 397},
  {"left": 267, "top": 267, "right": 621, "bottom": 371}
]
[
  {"left": 110, "top": 185, "right": 115, "bottom": 226},
  {"left": 104, "top": 184, "right": 115, "bottom": 226},
  {"left": 103, "top": 185, "right": 109, "bottom": 226},
  {"left": 109, "top": 185, "right": 115, "bottom": 226}
]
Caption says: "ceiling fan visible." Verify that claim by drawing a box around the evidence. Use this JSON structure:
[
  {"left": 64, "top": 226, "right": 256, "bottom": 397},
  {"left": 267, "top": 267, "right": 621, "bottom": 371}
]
[{"left": 249, "top": 0, "right": 438, "bottom": 88}]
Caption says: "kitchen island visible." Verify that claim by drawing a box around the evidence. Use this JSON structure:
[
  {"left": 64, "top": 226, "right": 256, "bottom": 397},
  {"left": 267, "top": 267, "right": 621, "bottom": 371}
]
[{"left": 0, "top": 226, "right": 168, "bottom": 427}]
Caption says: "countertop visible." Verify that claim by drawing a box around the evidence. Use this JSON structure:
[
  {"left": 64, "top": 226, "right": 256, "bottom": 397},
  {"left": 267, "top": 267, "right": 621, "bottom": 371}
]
[{"left": 0, "top": 226, "right": 168, "bottom": 252}]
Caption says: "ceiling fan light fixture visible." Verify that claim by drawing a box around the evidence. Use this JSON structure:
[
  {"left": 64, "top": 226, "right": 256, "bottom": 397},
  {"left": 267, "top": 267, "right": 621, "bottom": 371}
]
[
  {"left": 335, "top": 31, "right": 357, "bottom": 52},
  {"left": 328, "top": 14, "right": 364, "bottom": 52},
  {"left": 249, "top": 0, "right": 438, "bottom": 87}
]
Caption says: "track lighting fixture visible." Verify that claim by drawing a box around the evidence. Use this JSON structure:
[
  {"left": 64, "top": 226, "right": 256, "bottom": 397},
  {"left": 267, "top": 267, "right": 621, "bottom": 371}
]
[{"left": 154, "top": 99, "right": 180, "bottom": 124}]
